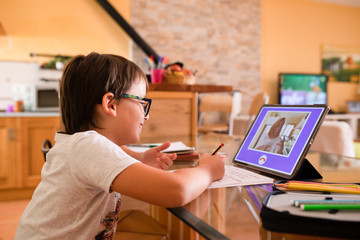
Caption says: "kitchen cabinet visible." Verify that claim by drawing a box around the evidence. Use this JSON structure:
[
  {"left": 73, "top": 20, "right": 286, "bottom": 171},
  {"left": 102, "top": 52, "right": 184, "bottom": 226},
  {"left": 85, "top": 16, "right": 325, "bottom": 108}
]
[
  {"left": 18, "top": 117, "right": 61, "bottom": 187},
  {"left": 0, "top": 115, "right": 61, "bottom": 201},
  {"left": 0, "top": 118, "right": 17, "bottom": 189}
]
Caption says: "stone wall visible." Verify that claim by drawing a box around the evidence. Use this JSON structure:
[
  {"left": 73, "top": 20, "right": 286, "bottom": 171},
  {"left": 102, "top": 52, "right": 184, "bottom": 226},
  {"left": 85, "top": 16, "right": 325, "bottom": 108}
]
[{"left": 130, "top": 0, "right": 261, "bottom": 113}]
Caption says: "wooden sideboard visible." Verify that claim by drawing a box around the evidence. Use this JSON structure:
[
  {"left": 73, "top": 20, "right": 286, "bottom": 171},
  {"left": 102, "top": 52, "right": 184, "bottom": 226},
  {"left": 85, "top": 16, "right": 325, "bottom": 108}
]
[
  {"left": 142, "top": 91, "right": 198, "bottom": 146},
  {"left": 142, "top": 84, "right": 233, "bottom": 146}
]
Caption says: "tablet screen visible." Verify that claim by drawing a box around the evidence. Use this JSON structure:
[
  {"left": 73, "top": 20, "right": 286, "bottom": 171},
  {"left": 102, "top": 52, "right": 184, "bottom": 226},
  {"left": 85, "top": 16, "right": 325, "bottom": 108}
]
[{"left": 233, "top": 105, "right": 329, "bottom": 179}]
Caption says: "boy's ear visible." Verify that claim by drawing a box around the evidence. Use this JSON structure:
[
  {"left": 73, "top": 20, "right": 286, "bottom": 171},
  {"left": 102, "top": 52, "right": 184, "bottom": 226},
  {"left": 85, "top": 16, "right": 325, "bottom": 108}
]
[{"left": 101, "top": 92, "right": 117, "bottom": 117}]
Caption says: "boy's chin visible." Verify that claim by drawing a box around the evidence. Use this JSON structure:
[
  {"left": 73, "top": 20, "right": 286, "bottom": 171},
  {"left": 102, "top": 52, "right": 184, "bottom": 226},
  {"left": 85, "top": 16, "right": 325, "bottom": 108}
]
[{"left": 128, "top": 136, "right": 141, "bottom": 145}]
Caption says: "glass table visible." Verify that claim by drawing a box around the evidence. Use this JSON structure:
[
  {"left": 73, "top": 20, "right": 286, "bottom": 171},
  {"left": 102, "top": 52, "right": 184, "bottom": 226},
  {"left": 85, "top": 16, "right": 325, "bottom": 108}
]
[{"left": 144, "top": 133, "right": 360, "bottom": 240}]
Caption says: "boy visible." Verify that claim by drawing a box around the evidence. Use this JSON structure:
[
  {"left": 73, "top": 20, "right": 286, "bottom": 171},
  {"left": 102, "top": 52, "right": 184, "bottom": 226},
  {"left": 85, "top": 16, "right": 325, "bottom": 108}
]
[{"left": 16, "top": 52, "right": 224, "bottom": 239}]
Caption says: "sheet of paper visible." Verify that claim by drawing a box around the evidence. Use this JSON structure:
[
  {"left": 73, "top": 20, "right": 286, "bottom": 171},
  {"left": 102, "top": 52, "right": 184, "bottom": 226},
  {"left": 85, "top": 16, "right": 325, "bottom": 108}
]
[{"left": 208, "top": 165, "right": 274, "bottom": 189}]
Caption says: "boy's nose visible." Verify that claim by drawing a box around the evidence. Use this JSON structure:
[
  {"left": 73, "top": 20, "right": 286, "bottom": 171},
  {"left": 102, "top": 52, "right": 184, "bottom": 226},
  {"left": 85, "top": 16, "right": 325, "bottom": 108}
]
[{"left": 144, "top": 114, "right": 150, "bottom": 121}]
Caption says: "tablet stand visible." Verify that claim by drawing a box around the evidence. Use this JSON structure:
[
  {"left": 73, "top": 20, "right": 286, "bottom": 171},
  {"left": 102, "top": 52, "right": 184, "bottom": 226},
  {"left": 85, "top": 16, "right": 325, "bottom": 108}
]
[{"left": 291, "top": 158, "right": 322, "bottom": 180}]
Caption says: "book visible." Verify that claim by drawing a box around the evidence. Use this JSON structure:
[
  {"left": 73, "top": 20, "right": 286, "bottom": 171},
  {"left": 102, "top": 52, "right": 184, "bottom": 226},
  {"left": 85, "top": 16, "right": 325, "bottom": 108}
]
[{"left": 174, "top": 152, "right": 199, "bottom": 162}]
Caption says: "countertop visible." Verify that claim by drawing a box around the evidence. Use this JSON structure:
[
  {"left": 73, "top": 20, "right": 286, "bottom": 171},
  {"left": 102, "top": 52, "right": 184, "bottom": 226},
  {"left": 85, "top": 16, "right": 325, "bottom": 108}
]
[
  {"left": 0, "top": 112, "right": 60, "bottom": 117},
  {"left": 149, "top": 83, "right": 233, "bottom": 92}
]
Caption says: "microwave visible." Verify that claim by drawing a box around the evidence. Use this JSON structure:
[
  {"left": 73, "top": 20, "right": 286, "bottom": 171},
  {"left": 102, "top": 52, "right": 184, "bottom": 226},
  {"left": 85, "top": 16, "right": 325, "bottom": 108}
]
[{"left": 31, "top": 83, "right": 60, "bottom": 112}]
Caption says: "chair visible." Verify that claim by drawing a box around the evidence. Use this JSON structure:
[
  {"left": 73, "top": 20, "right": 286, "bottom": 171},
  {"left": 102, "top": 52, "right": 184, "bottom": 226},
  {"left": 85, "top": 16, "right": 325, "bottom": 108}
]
[
  {"left": 311, "top": 120, "right": 355, "bottom": 157},
  {"left": 197, "top": 91, "right": 241, "bottom": 134},
  {"left": 115, "top": 210, "right": 168, "bottom": 240},
  {"left": 41, "top": 139, "right": 53, "bottom": 161},
  {"left": 231, "top": 92, "right": 269, "bottom": 136}
]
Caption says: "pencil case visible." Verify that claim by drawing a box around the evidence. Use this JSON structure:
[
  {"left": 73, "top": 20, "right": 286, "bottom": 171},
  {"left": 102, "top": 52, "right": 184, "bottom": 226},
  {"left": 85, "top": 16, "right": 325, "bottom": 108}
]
[{"left": 260, "top": 182, "right": 360, "bottom": 239}]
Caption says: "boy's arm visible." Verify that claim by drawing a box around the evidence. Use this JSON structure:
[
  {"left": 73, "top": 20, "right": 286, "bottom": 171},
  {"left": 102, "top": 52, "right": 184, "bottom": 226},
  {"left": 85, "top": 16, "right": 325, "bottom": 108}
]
[
  {"left": 111, "top": 153, "right": 225, "bottom": 208},
  {"left": 121, "top": 145, "right": 142, "bottom": 159}
]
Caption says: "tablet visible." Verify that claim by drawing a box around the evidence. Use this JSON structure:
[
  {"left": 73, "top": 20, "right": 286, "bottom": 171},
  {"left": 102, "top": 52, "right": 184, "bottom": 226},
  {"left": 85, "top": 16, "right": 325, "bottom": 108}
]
[{"left": 233, "top": 104, "right": 329, "bottom": 179}]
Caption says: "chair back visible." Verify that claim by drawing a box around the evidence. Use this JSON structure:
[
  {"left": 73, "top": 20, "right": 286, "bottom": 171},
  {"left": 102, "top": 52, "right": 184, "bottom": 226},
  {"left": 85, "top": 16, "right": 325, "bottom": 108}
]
[
  {"left": 248, "top": 92, "right": 269, "bottom": 116},
  {"left": 41, "top": 139, "right": 53, "bottom": 161},
  {"left": 243, "top": 92, "right": 269, "bottom": 134},
  {"left": 311, "top": 121, "right": 355, "bottom": 157},
  {"left": 229, "top": 91, "right": 242, "bottom": 135},
  {"left": 198, "top": 93, "right": 233, "bottom": 134}
]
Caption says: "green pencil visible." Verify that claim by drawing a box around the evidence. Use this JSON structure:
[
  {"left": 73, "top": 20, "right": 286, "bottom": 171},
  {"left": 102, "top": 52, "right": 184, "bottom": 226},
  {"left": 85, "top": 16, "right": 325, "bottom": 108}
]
[
  {"left": 301, "top": 203, "right": 360, "bottom": 211},
  {"left": 292, "top": 199, "right": 360, "bottom": 207}
]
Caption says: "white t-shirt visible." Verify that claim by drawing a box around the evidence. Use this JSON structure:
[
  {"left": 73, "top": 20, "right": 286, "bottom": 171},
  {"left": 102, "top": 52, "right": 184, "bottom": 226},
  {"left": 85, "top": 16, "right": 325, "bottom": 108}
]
[
  {"left": 256, "top": 135, "right": 283, "bottom": 154},
  {"left": 15, "top": 131, "right": 140, "bottom": 240}
]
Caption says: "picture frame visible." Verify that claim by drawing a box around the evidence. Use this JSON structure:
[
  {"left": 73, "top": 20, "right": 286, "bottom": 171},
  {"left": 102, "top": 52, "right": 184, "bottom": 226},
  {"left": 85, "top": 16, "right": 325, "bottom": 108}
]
[
  {"left": 321, "top": 45, "right": 360, "bottom": 83},
  {"left": 346, "top": 100, "right": 360, "bottom": 113}
]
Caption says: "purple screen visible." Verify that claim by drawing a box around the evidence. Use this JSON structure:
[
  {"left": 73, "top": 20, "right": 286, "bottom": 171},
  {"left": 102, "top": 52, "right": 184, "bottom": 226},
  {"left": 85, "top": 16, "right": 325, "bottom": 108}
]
[{"left": 234, "top": 106, "right": 326, "bottom": 176}]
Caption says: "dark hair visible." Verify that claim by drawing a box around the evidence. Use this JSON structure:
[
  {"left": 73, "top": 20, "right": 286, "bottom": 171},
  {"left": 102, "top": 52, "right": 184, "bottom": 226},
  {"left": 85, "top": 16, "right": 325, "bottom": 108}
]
[
  {"left": 268, "top": 117, "right": 285, "bottom": 138},
  {"left": 60, "top": 52, "right": 147, "bottom": 134}
]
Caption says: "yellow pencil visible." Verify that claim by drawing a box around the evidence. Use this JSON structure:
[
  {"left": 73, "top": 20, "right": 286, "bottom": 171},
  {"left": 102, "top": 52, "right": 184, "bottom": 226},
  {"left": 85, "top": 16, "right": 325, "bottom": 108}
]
[
  {"left": 275, "top": 183, "right": 360, "bottom": 195},
  {"left": 287, "top": 182, "right": 360, "bottom": 190},
  {"left": 288, "top": 181, "right": 360, "bottom": 189}
]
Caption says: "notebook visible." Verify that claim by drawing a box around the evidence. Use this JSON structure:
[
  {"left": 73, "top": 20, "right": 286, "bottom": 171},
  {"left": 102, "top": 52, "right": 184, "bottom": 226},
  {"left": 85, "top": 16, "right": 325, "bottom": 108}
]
[{"left": 233, "top": 104, "right": 329, "bottom": 179}]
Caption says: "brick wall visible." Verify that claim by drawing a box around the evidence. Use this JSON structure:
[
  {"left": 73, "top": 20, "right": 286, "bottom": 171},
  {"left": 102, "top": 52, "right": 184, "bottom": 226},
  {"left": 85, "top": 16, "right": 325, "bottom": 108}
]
[{"left": 130, "top": 0, "right": 261, "bottom": 113}]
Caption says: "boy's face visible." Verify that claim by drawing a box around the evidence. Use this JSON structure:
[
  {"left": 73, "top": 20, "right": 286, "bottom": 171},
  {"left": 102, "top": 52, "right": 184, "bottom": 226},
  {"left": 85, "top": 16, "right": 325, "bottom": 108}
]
[{"left": 114, "top": 79, "right": 148, "bottom": 144}]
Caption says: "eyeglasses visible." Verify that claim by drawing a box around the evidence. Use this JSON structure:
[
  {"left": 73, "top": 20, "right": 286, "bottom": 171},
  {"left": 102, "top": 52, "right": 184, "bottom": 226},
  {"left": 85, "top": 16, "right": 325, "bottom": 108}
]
[{"left": 123, "top": 94, "right": 152, "bottom": 117}]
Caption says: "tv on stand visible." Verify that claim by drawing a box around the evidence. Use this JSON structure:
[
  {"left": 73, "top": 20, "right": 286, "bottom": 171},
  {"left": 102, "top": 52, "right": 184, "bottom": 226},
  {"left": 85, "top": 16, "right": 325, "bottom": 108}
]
[{"left": 279, "top": 73, "right": 328, "bottom": 105}]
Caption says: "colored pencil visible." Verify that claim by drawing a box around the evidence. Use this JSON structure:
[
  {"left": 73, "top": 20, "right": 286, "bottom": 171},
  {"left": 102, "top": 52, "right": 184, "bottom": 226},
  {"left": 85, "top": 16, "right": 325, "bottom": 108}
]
[
  {"left": 292, "top": 199, "right": 360, "bottom": 207},
  {"left": 288, "top": 180, "right": 360, "bottom": 189},
  {"left": 275, "top": 183, "right": 360, "bottom": 195},
  {"left": 301, "top": 203, "right": 360, "bottom": 211}
]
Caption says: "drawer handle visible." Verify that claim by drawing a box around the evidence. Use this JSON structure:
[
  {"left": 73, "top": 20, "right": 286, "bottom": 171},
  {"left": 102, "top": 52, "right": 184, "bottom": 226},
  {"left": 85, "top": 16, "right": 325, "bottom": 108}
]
[{"left": 9, "top": 128, "right": 14, "bottom": 141}]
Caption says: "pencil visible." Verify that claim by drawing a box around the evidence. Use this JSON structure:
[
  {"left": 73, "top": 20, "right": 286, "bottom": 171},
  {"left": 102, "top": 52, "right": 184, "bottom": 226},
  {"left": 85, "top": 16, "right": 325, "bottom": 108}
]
[
  {"left": 275, "top": 183, "right": 360, "bottom": 195},
  {"left": 285, "top": 182, "right": 360, "bottom": 193},
  {"left": 212, "top": 143, "right": 224, "bottom": 155},
  {"left": 301, "top": 203, "right": 360, "bottom": 211},
  {"left": 288, "top": 181, "right": 360, "bottom": 189},
  {"left": 292, "top": 199, "right": 360, "bottom": 207}
]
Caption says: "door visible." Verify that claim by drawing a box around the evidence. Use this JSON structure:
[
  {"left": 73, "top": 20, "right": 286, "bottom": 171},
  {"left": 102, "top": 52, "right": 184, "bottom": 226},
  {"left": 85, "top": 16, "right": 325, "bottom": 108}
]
[{"left": 18, "top": 117, "right": 61, "bottom": 187}]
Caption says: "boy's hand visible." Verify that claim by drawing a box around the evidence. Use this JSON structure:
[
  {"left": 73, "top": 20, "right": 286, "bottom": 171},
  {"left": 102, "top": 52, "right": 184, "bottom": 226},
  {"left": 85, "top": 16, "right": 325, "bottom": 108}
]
[
  {"left": 198, "top": 153, "right": 225, "bottom": 181},
  {"left": 140, "top": 141, "right": 176, "bottom": 170}
]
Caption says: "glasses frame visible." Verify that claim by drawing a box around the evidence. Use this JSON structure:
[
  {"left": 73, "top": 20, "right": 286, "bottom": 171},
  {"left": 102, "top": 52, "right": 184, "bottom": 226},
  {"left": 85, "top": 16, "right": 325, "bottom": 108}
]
[{"left": 123, "top": 94, "right": 152, "bottom": 117}]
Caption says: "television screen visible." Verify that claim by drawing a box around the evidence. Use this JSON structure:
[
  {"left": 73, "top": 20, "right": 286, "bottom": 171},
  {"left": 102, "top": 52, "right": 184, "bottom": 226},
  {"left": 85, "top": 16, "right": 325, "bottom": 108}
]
[{"left": 279, "top": 73, "right": 328, "bottom": 105}]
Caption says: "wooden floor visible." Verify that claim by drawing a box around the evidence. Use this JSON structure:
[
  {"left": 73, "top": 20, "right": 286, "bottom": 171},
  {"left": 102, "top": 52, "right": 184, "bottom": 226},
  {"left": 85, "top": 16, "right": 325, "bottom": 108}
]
[{"left": 0, "top": 199, "right": 29, "bottom": 240}]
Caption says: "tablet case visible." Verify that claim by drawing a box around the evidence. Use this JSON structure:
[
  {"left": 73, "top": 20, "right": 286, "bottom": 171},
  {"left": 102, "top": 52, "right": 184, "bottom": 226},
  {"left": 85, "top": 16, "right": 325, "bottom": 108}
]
[
  {"left": 260, "top": 187, "right": 360, "bottom": 239},
  {"left": 291, "top": 158, "right": 322, "bottom": 180}
]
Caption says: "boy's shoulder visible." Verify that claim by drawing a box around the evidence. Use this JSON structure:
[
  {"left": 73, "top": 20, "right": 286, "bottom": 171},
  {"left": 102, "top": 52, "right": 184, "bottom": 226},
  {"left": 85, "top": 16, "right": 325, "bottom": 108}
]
[{"left": 55, "top": 130, "right": 108, "bottom": 146}]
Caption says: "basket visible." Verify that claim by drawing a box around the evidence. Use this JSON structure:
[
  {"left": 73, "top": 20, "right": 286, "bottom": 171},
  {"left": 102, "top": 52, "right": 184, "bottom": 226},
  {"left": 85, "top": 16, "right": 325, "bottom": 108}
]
[{"left": 163, "top": 73, "right": 196, "bottom": 85}]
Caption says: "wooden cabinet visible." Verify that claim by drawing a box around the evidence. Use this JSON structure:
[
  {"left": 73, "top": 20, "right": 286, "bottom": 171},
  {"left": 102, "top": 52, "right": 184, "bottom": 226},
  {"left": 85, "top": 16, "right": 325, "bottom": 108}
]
[
  {"left": 141, "top": 91, "right": 198, "bottom": 146},
  {"left": 0, "top": 118, "right": 17, "bottom": 189},
  {"left": 0, "top": 116, "right": 61, "bottom": 200},
  {"left": 17, "top": 117, "right": 61, "bottom": 187}
]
